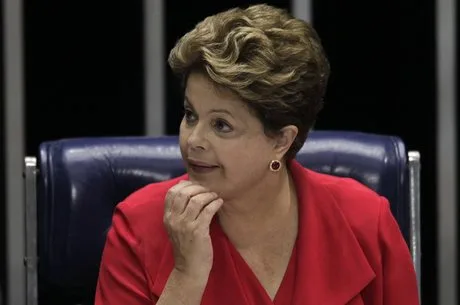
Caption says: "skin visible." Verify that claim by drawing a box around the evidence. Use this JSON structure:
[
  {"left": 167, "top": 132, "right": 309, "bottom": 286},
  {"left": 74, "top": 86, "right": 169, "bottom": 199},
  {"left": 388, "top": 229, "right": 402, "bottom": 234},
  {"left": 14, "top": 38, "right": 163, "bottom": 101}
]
[{"left": 159, "top": 72, "right": 299, "bottom": 304}]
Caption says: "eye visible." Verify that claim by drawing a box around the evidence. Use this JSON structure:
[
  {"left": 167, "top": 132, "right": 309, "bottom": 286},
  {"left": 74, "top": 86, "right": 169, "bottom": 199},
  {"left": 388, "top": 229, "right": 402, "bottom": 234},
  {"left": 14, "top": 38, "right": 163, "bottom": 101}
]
[
  {"left": 183, "top": 108, "right": 197, "bottom": 124},
  {"left": 212, "top": 119, "right": 233, "bottom": 133}
]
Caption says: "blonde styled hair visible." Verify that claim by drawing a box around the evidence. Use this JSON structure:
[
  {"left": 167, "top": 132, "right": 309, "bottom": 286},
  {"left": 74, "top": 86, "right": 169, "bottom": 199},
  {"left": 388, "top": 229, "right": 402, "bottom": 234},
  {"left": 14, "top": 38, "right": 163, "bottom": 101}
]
[{"left": 168, "top": 4, "right": 330, "bottom": 159}]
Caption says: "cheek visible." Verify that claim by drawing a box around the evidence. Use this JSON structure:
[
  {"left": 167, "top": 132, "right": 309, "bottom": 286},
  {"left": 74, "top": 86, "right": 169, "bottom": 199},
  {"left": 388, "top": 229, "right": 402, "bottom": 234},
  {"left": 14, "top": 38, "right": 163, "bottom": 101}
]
[
  {"left": 216, "top": 150, "right": 270, "bottom": 197},
  {"left": 179, "top": 132, "right": 192, "bottom": 163},
  {"left": 179, "top": 121, "right": 189, "bottom": 148},
  {"left": 219, "top": 141, "right": 272, "bottom": 174}
]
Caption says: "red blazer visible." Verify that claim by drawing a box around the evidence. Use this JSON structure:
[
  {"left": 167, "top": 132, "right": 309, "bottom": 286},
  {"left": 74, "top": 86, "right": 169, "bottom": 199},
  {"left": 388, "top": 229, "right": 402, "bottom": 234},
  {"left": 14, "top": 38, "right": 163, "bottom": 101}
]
[{"left": 95, "top": 161, "right": 419, "bottom": 305}]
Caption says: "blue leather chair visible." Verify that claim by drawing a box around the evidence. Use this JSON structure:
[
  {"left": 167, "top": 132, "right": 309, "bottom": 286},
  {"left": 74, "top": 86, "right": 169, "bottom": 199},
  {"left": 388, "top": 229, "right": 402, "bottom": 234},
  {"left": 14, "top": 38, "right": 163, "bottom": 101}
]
[{"left": 23, "top": 131, "right": 421, "bottom": 305}]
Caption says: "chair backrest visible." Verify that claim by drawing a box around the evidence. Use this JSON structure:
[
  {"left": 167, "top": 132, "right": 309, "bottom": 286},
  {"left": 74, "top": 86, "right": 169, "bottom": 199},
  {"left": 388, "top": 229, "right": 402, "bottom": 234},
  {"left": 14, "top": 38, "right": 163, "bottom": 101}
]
[{"left": 34, "top": 131, "right": 410, "bottom": 304}]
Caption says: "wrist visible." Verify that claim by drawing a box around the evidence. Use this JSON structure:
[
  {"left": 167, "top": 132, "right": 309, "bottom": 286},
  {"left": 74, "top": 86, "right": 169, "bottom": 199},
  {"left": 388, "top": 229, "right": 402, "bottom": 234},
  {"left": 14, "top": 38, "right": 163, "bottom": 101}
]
[
  {"left": 162, "top": 268, "right": 208, "bottom": 304},
  {"left": 158, "top": 269, "right": 209, "bottom": 305},
  {"left": 171, "top": 267, "right": 210, "bottom": 286}
]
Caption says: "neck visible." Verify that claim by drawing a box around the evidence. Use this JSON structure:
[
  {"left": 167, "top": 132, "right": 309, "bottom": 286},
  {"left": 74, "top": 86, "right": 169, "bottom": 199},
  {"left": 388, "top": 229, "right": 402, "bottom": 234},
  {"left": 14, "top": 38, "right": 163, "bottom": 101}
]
[{"left": 217, "top": 166, "right": 297, "bottom": 248}]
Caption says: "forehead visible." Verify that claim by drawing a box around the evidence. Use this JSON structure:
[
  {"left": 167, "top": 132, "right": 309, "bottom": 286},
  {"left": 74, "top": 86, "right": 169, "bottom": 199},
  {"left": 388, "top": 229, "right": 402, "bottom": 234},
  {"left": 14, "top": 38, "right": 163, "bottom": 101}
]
[{"left": 185, "top": 73, "right": 247, "bottom": 112}]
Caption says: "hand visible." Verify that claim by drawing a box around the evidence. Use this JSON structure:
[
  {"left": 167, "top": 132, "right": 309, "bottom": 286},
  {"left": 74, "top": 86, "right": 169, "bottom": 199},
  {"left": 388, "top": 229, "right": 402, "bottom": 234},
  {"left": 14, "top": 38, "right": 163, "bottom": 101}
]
[{"left": 163, "top": 181, "right": 223, "bottom": 280}]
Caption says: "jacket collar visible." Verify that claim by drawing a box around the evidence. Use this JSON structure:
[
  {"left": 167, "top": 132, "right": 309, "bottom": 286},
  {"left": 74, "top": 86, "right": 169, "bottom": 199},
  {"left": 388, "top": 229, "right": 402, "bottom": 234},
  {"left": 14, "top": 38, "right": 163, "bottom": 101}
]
[{"left": 289, "top": 160, "right": 375, "bottom": 304}]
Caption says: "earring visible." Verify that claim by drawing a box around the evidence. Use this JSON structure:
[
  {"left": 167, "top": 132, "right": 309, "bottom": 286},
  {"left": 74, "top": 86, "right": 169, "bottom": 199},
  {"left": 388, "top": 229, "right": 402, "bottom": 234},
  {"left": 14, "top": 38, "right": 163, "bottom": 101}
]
[{"left": 269, "top": 160, "right": 281, "bottom": 172}]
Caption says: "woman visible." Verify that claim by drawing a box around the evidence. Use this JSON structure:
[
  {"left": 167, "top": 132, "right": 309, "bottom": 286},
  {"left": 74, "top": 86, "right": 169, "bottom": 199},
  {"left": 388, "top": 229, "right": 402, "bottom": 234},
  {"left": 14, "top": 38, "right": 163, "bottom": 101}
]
[{"left": 95, "top": 4, "right": 419, "bottom": 305}]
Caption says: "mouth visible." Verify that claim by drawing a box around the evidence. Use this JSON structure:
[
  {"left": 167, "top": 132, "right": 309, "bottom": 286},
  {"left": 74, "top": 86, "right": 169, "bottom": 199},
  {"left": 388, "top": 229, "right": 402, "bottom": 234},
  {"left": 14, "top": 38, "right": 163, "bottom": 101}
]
[{"left": 187, "top": 158, "right": 219, "bottom": 173}]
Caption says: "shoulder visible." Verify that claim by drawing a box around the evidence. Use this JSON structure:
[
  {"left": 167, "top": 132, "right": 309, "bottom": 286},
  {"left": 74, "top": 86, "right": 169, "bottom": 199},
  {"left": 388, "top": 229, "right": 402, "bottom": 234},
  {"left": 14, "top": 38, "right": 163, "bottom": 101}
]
[
  {"left": 306, "top": 170, "right": 389, "bottom": 240},
  {"left": 312, "top": 170, "right": 385, "bottom": 217}
]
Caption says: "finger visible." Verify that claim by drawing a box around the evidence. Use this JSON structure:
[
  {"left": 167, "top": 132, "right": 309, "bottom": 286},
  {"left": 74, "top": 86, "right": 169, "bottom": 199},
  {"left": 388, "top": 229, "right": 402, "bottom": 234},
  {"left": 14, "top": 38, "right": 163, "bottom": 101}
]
[
  {"left": 164, "top": 180, "right": 193, "bottom": 212},
  {"left": 196, "top": 198, "right": 223, "bottom": 227},
  {"left": 181, "top": 192, "right": 219, "bottom": 220},
  {"left": 171, "top": 184, "right": 209, "bottom": 215}
]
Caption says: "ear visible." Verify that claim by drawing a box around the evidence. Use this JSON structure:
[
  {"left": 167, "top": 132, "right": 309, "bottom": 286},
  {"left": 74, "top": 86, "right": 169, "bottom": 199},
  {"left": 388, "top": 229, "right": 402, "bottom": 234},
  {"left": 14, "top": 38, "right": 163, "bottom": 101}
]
[{"left": 273, "top": 125, "right": 298, "bottom": 159}]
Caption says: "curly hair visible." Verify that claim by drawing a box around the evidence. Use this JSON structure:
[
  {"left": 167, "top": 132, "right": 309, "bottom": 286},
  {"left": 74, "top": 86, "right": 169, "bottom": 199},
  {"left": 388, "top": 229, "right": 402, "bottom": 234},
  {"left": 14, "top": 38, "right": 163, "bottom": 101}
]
[{"left": 168, "top": 4, "right": 330, "bottom": 159}]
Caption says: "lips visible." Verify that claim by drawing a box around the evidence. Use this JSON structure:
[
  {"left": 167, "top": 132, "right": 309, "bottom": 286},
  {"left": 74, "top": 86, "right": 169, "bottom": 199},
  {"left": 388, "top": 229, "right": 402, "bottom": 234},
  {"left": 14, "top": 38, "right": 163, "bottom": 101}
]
[
  {"left": 187, "top": 158, "right": 219, "bottom": 173},
  {"left": 187, "top": 158, "right": 218, "bottom": 168}
]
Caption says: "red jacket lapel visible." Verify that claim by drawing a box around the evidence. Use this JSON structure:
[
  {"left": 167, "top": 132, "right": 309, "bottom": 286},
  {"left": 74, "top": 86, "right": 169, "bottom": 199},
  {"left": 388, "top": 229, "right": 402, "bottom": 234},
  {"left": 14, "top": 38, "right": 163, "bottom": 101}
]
[{"left": 290, "top": 161, "right": 375, "bottom": 304}]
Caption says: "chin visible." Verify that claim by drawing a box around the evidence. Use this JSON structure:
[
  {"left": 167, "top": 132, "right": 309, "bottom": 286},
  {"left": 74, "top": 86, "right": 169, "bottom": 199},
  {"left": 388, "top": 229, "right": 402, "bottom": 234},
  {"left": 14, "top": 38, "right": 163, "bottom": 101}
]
[
  {"left": 188, "top": 173, "right": 216, "bottom": 185},
  {"left": 187, "top": 173, "right": 223, "bottom": 191}
]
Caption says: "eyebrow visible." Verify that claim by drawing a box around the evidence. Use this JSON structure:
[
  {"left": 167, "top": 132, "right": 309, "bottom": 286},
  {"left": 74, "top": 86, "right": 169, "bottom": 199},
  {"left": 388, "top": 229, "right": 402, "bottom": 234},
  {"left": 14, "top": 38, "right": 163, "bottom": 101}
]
[{"left": 184, "top": 95, "right": 235, "bottom": 118}]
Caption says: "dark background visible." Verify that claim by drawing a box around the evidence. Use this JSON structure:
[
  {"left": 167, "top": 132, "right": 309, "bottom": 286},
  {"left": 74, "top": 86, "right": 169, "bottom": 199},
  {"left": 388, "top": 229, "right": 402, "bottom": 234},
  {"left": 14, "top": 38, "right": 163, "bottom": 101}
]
[
  {"left": 1, "top": 0, "right": 441, "bottom": 304},
  {"left": 24, "top": 1, "right": 145, "bottom": 154}
]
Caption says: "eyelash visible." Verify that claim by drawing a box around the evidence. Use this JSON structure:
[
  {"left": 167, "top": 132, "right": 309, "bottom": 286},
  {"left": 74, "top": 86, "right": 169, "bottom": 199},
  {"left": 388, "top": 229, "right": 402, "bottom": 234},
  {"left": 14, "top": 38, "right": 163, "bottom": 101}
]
[
  {"left": 183, "top": 108, "right": 233, "bottom": 133},
  {"left": 184, "top": 108, "right": 197, "bottom": 123},
  {"left": 212, "top": 119, "right": 232, "bottom": 133}
]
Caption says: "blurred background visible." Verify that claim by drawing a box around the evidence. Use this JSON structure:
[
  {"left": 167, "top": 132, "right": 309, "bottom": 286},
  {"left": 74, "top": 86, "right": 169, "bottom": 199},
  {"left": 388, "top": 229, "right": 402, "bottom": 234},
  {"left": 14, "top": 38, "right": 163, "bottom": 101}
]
[{"left": 1, "top": 0, "right": 457, "bottom": 304}]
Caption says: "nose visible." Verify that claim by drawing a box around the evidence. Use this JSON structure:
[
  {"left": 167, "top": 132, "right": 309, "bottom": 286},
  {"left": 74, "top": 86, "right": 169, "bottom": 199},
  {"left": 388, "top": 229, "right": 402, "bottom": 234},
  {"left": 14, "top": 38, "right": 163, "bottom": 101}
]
[{"left": 186, "top": 124, "right": 208, "bottom": 151}]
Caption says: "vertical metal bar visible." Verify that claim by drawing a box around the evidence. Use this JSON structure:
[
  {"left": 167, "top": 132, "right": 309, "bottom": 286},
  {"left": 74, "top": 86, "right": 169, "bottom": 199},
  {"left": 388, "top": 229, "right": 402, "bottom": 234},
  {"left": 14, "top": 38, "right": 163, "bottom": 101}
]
[
  {"left": 291, "top": 0, "right": 312, "bottom": 22},
  {"left": 408, "top": 151, "right": 421, "bottom": 300},
  {"left": 3, "top": 0, "right": 26, "bottom": 304},
  {"left": 24, "top": 157, "right": 37, "bottom": 305},
  {"left": 292, "top": 0, "right": 313, "bottom": 131},
  {"left": 144, "top": 0, "right": 165, "bottom": 136},
  {"left": 437, "top": 0, "right": 457, "bottom": 304}
]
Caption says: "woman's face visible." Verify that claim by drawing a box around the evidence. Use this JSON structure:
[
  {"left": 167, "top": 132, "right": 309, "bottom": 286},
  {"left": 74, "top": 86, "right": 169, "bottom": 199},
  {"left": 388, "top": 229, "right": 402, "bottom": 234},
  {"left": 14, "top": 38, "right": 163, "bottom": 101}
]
[{"left": 179, "top": 72, "right": 294, "bottom": 199}]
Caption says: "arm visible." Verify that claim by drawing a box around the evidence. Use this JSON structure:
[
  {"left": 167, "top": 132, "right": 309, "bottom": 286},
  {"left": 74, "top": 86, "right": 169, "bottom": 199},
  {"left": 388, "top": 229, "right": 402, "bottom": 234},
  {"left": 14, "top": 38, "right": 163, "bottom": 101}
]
[
  {"left": 95, "top": 188, "right": 217, "bottom": 305},
  {"left": 156, "top": 269, "right": 208, "bottom": 305},
  {"left": 378, "top": 197, "right": 420, "bottom": 305},
  {"left": 94, "top": 205, "right": 154, "bottom": 305}
]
